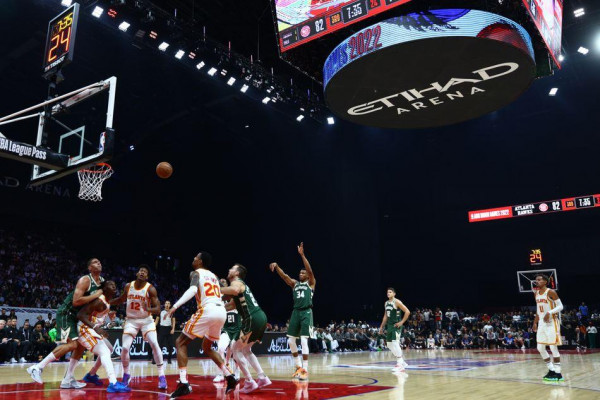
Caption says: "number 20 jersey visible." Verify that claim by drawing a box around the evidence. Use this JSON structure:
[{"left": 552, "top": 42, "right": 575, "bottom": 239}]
[{"left": 195, "top": 269, "right": 224, "bottom": 309}]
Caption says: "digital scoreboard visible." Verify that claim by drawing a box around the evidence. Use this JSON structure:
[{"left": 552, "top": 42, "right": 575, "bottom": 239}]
[
  {"left": 43, "top": 3, "right": 80, "bottom": 77},
  {"left": 274, "top": 0, "right": 412, "bottom": 52},
  {"left": 468, "top": 194, "right": 600, "bottom": 223}
]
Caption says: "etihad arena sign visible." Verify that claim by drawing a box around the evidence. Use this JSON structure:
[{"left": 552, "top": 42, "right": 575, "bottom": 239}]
[{"left": 323, "top": 9, "right": 537, "bottom": 129}]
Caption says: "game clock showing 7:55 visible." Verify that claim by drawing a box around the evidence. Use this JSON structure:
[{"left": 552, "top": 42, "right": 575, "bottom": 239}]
[{"left": 43, "top": 3, "right": 80, "bottom": 77}]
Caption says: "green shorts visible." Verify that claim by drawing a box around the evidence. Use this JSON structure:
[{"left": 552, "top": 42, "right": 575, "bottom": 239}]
[
  {"left": 386, "top": 326, "right": 403, "bottom": 342},
  {"left": 287, "top": 308, "right": 313, "bottom": 337},
  {"left": 56, "top": 309, "right": 79, "bottom": 341},
  {"left": 224, "top": 327, "right": 241, "bottom": 342},
  {"left": 242, "top": 310, "right": 267, "bottom": 343}
]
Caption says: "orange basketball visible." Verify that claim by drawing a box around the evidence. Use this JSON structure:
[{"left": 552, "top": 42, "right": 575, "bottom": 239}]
[{"left": 156, "top": 162, "right": 173, "bottom": 179}]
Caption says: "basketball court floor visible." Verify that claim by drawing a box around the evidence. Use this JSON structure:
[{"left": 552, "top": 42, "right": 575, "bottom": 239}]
[{"left": 1, "top": 349, "right": 598, "bottom": 399}]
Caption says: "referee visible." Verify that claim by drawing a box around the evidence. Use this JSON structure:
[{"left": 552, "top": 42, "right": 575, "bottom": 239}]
[{"left": 155, "top": 300, "right": 176, "bottom": 363}]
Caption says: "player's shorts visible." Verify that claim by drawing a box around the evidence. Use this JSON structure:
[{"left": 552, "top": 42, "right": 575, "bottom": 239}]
[
  {"left": 386, "top": 326, "right": 403, "bottom": 342},
  {"left": 537, "top": 318, "right": 562, "bottom": 345},
  {"left": 183, "top": 303, "right": 226, "bottom": 342},
  {"left": 56, "top": 309, "right": 79, "bottom": 342},
  {"left": 223, "top": 326, "right": 241, "bottom": 342},
  {"left": 287, "top": 308, "right": 314, "bottom": 338},
  {"left": 123, "top": 316, "right": 156, "bottom": 340},
  {"left": 242, "top": 310, "right": 268, "bottom": 343},
  {"left": 77, "top": 323, "right": 103, "bottom": 351}
]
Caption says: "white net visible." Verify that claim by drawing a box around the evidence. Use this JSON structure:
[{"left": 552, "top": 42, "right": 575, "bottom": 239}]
[{"left": 77, "top": 163, "right": 113, "bottom": 201}]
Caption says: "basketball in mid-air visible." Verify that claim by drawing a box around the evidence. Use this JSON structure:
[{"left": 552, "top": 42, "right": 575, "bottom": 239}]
[{"left": 156, "top": 162, "right": 173, "bottom": 179}]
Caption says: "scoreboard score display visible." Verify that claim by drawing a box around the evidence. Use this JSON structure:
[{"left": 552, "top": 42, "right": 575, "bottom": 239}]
[
  {"left": 469, "top": 194, "right": 600, "bottom": 223},
  {"left": 274, "top": 0, "right": 413, "bottom": 52},
  {"left": 43, "top": 2, "right": 80, "bottom": 76}
]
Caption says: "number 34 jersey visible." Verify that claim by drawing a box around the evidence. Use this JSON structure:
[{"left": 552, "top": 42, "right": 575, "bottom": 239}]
[{"left": 194, "top": 268, "right": 224, "bottom": 309}]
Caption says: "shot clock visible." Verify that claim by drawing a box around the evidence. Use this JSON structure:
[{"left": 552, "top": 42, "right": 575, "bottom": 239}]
[{"left": 43, "top": 3, "right": 80, "bottom": 77}]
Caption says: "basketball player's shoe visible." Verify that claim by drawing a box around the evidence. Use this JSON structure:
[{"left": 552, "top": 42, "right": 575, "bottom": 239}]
[
  {"left": 292, "top": 366, "right": 303, "bottom": 379},
  {"left": 27, "top": 366, "right": 43, "bottom": 384},
  {"left": 225, "top": 375, "right": 239, "bottom": 393},
  {"left": 257, "top": 375, "right": 272, "bottom": 388},
  {"left": 60, "top": 379, "right": 87, "bottom": 389},
  {"left": 298, "top": 369, "right": 309, "bottom": 381},
  {"left": 83, "top": 373, "right": 103, "bottom": 386},
  {"left": 170, "top": 382, "right": 192, "bottom": 398},
  {"left": 542, "top": 370, "right": 555, "bottom": 381},
  {"left": 213, "top": 374, "right": 224, "bottom": 383},
  {"left": 158, "top": 375, "right": 168, "bottom": 389},
  {"left": 240, "top": 379, "right": 259, "bottom": 393},
  {"left": 553, "top": 373, "right": 564, "bottom": 381},
  {"left": 121, "top": 373, "right": 131, "bottom": 386},
  {"left": 107, "top": 381, "right": 131, "bottom": 393}
]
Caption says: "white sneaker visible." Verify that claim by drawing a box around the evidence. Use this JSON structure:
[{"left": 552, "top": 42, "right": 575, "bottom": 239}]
[
  {"left": 257, "top": 376, "right": 272, "bottom": 388},
  {"left": 402, "top": 360, "right": 409, "bottom": 369},
  {"left": 10, "top": 358, "right": 18, "bottom": 363},
  {"left": 27, "top": 366, "right": 43, "bottom": 384},
  {"left": 240, "top": 380, "right": 259, "bottom": 394},
  {"left": 393, "top": 365, "right": 406, "bottom": 373},
  {"left": 60, "top": 379, "right": 87, "bottom": 389},
  {"left": 213, "top": 374, "right": 224, "bottom": 383},
  {"left": 19, "top": 358, "right": 27, "bottom": 363}
]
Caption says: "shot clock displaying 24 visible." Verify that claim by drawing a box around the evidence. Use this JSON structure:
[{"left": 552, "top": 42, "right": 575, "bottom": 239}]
[{"left": 43, "top": 2, "right": 80, "bottom": 76}]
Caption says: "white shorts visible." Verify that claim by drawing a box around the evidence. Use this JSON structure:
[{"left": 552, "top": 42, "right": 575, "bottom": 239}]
[
  {"left": 537, "top": 317, "right": 562, "bottom": 345},
  {"left": 77, "top": 323, "right": 103, "bottom": 351},
  {"left": 123, "top": 316, "right": 156, "bottom": 340},
  {"left": 183, "top": 303, "right": 226, "bottom": 342}
]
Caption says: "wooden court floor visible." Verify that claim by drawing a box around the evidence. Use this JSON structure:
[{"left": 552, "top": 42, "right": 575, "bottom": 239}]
[{"left": 0, "top": 348, "right": 598, "bottom": 399}]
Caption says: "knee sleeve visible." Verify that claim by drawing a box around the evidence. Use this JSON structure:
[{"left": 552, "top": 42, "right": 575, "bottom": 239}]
[
  {"left": 537, "top": 344, "right": 550, "bottom": 359},
  {"left": 288, "top": 337, "right": 299, "bottom": 354},
  {"left": 549, "top": 345, "right": 560, "bottom": 358},
  {"left": 300, "top": 337, "right": 309, "bottom": 355}
]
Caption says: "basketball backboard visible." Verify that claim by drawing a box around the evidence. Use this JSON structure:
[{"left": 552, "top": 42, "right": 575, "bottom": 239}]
[
  {"left": 517, "top": 268, "right": 558, "bottom": 293},
  {"left": 0, "top": 76, "right": 116, "bottom": 187}
]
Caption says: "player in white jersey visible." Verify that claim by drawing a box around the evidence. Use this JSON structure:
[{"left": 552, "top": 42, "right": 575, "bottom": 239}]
[
  {"left": 533, "top": 273, "right": 564, "bottom": 381},
  {"left": 110, "top": 265, "right": 166, "bottom": 389},
  {"left": 165, "top": 251, "right": 238, "bottom": 398},
  {"left": 76, "top": 280, "right": 130, "bottom": 393}
]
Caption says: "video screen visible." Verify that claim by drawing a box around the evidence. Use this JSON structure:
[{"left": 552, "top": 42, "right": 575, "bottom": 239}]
[
  {"left": 521, "top": 0, "right": 562, "bottom": 66},
  {"left": 274, "top": 0, "right": 413, "bottom": 52}
]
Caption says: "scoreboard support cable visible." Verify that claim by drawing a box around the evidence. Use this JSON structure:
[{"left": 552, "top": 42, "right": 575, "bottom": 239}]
[{"left": 468, "top": 194, "right": 600, "bottom": 223}]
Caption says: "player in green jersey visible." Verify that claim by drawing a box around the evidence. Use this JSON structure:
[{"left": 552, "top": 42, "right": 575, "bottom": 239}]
[
  {"left": 269, "top": 242, "right": 316, "bottom": 381},
  {"left": 221, "top": 263, "right": 272, "bottom": 394},
  {"left": 27, "top": 258, "right": 105, "bottom": 388},
  {"left": 213, "top": 278, "right": 241, "bottom": 383},
  {"left": 379, "top": 287, "right": 411, "bottom": 373}
]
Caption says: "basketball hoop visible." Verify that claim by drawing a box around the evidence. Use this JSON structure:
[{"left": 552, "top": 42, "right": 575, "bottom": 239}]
[{"left": 77, "top": 163, "right": 113, "bottom": 201}]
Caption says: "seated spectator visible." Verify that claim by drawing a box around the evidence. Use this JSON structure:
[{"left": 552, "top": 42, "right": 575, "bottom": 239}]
[
  {"left": 355, "top": 329, "right": 370, "bottom": 351},
  {"left": 17, "top": 319, "right": 32, "bottom": 362},
  {"left": 31, "top": 321, "right": 55, "bottom": 361},
  {"left": 461, "top": 334, "right": 473, "bottom": 349},
  {"left": 502, "top": 333, "right": 516, "bottom": 349},
  {"left": 427, "top": 334, "right": 435, "bottom": 349},
  {"left": 446, "top": 333, "right": 455, "bottom": 349}
]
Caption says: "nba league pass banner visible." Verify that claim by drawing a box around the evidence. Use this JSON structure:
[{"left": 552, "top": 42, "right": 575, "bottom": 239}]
[
  {"left": 323, "top": 9, "right": 536, "bottom": 129},
  {"left": 106, "top": 331, "right": 291, "bottom": 359}
]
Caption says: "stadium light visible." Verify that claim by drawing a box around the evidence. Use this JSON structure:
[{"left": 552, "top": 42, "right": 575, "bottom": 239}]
[
  {"left": 149, "top": 31, "right": 158, "bottom": 39},
  {"left": 327, "top": 117, "right": 335, "bottom": 125},
  {"left": 296, "top": 115, "right": 304, "bottom": 122},
  {"left": 549, "top": 88, "right": 558, "bottom": 96},
  {"left": 578, "top": 46, "right": 589, "bottom": 55},
  {"left": 558, "top": 54, "right": 565, "bottom": 62},
  {"left": 240, "top": 84, "right": 249, "bottom": 93},
  {"left": 227, "top": 77, "right": 236, "bottom": 86},
  {"left": 61, "top": 0, "right": 72, "bottom": 6},
  {"left": 207, "top": 67, "right": 217, "bottom": 76},
  {"left": 196, "top": 61, "right": 205, "bottom": 70},
  {"left": 574, "top": 8, "right": 585, "bottom": 18},
  {"left": 262, "top": 97, "right": 270, "bottom": 104},
  {"left": 158, "top": 42, "right": 169, "bottom": 51},
  {"left": 175, "top": 50, "right": 185, "bottom": 59},
  {"left": 118, "top": 22, "right": 130, "bottom": 32},
  {"left": 92, "top": 6, "right": 103, "bottom": 18}
]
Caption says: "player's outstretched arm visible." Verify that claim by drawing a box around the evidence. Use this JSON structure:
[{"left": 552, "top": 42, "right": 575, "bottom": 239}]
[
  {"left": 166, "top": 272, "right": 199, "bottom": 319},
  {"left": 297, "top": 242, "right": 316, "bottom": 289},
  {"left": 109, "top": 283, "right": 130, "bottom": 306},
  {"left": 72, "top": 275, "right": 103, "bottom": 307},
  {"left": 395, "top": 299, "right": 411, "bottom": 327},
  {"left": 220, "top": 280, "right": 245, "bottom": 297},
  {"left": 146, "top": 286, "right": 161, "bottom": 315},
  {"left": 269, "top": 262, "right": 297, "bottom": 288}
]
